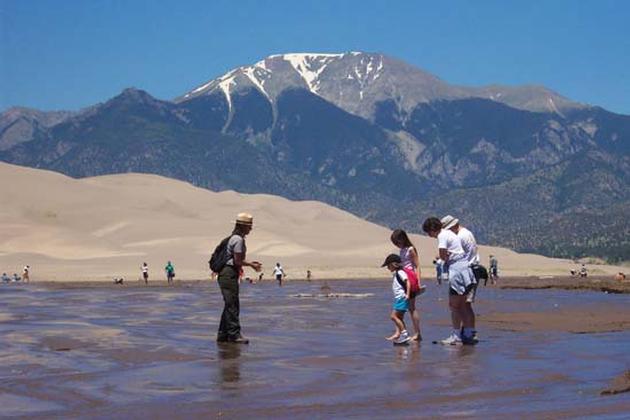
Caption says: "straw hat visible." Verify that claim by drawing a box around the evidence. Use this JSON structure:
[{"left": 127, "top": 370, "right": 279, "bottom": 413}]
[
  {"left": 441, "top": 215, "right": 459, "bottom": 230},
  {"left": 236, "top": 212, "right": 254, "bottom": 225}
]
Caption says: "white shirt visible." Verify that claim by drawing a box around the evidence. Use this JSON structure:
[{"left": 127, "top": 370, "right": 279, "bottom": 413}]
[
  {"left": 273, "top": 266, "right": 284, "bottom": 276},
  {"left": 437, "top": 229, "right": 465, "bottom": 263},
  {"left": 457, "top": 227, "right": 479, "bottom": 265},
  {"left": 392, "top": 269, "right": 408, "bottom": 299}
]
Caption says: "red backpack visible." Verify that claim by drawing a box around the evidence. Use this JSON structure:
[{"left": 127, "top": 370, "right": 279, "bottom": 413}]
[{"left": 395, "top": 268, "right": 420, "bottom": 293}]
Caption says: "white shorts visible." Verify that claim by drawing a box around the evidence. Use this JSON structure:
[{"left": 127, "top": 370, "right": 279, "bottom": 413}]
[{"left": 448, "top": 260, "right": 476, "bottom": 296}]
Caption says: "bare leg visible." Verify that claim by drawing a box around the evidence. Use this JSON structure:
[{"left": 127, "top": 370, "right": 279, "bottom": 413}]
[
  {"left": 387, "top": 311, "right": 403, "bottom": 340},
  {"left": 408, "top": 297, "right": 422, "bottom": 340},
  {"left": 391, "top": 310, "right": 406, "bottom": 333},
  {"left": 386, "top": 311, "right": 401, "bottom": 340},
  {"left": 449, "top": 295, "right": 463, "bottom": 332},
  {"left": 465, "top": 303, "right": 476, "bottom": 330},
  {"left": 456, "top": 296, "right": 473, "bottom": 329}
]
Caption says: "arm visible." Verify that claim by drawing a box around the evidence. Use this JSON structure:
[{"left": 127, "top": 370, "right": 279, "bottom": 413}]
[
  {"left": 439, "top": 248, "right": 449, "bottom": 264},
  {"left": 410, "top": 247, "right": 421, "bottom": 282},
  {"left": 233, "top": 253, "right": 262, "bottom": 272},
  {"left": 405, "top": 276, "right": 411, "bottom": 300}
]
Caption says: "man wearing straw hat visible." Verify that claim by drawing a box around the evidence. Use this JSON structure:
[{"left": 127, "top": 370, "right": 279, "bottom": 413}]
[{"left": 217, "top": 212, "right": 262, "bottom": 344}]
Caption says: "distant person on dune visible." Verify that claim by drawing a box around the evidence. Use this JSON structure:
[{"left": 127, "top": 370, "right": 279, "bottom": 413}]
[
  {"left": 306, "top": 270, "right": 312, "bottom": 281},
  {"left": 273, "top": 263, "right": 285, "bottom": 286},
  {"left": 1, "top": 273, "right": 10, "bottom": 283},
  {"left": 165, "top": 261, "right": 175, "bottom": 284},
  {"left": 141, "top": 262, "right": 149, "bottom": 284},
  {"left": 579, "top": 264, "right": 588, "bottom": 278},
  {"left": 489, "top": 255, "right": 499, "bottom": 285},
  {"left": 433, "top": 258, "right": 445, "bottom": 285},
  {"left": 22, "top": 265, "right": 30, "bottom": 283}
]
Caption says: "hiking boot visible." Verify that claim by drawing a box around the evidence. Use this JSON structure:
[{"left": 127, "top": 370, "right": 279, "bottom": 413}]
[
  {"left": 229, "top": 336, "right": 250, "bottom": 344},
  {"left": 439, "top": 333, "right": 462, "bottom": 345}
]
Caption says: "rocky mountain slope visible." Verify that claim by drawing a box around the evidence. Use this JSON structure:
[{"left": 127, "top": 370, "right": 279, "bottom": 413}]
[{"left": 1, "top": 52, "right": 628, "bottom": 262}]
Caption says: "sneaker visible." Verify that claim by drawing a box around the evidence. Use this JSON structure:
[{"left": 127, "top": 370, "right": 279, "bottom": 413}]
[
  {"left": 394, "top": 331, "right": 411, "bottom": 345},
  {"left": 461, "top": 335, "right": 476, "bottom": 345},
  {"left": 439, "top": 333, "right": 462, "bottom": 345}
]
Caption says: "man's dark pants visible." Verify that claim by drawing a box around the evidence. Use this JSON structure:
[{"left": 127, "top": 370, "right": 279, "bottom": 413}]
[{"left": 217, "top": 265, "right": 241, "bottom": 341}]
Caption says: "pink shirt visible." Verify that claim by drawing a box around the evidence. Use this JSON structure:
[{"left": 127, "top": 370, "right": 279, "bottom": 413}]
[{"left": 400, "top": 246, "right": 417, "bottom": 271}]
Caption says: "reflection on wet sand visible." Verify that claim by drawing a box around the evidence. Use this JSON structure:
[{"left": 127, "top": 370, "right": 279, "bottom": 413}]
[
  {"left": 0, "top": 280, "right": 629, "bottom": 417},
  {"left": 217, "top": 343, "right": 242, "bottom": 386}
]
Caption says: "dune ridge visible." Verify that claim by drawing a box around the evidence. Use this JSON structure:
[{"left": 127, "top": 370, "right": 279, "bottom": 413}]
[{"left": 0, "top": 162, "right": 623, "bottom": 281}]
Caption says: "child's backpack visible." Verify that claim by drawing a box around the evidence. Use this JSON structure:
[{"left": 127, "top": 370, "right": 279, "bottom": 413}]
[
  {"left": 208, "top": 235, "right": 233, "bottom": 274},
  {"left": 396, "top": 268, "right": 420, "bottom": 294}
]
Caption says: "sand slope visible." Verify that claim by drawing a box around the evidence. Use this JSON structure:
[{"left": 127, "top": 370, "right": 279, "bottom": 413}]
[{"left": 0, "top": 162, "right": 623, "bottom": 281}]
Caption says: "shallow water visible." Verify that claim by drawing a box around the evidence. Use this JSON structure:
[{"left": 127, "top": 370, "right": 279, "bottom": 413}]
[{"left": 0, "top": 280, "right": 628, "bottom": 418}]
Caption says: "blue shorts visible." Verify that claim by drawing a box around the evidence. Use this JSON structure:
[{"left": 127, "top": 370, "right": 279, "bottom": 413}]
[{"left": 392, "top": 297, "right": 408, "bottom": 312}]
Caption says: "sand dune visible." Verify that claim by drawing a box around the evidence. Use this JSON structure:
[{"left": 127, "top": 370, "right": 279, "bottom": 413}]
[{"left": 0, "top": 162, "right": 623, "bottom": 281}]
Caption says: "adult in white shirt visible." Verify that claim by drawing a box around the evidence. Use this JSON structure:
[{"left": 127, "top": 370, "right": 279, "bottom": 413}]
[
  {"left": 273, "top": 263, "right": 285, "bottom": 286},
  {"left": 423, "top": 216, "right": 476, "bottom": 345},
  {"left": 442, "top": 215, "right": 481, "bottom": 342}
]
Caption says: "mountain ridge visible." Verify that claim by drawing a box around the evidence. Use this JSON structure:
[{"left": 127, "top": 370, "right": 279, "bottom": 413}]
[
  {"left": 177, "top": 52, "right": 587, "bottom": 119},
  {"left": 1, "top": 52, "right": 628, "bottom": 262}
]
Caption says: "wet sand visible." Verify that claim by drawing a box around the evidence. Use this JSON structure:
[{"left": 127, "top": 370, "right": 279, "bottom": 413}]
[
  {"left": 498, "top": 275, "right": 630, "bottom": 294},
  {"left": 1, "top": 280, "right": 629, "bottom": 418}
]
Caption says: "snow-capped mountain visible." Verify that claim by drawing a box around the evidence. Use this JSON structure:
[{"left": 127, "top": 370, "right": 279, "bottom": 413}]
[
  {"left": 177, "top": 52, "right": 585, "bottom": 120},
  {"left": 1, "top": 52, "right": 628, "bottom": 262}
]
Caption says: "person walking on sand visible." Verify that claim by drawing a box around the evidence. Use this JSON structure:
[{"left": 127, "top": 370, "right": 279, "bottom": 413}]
[
  {"left": 382, "top": 254, "right": 412, "bottom": 345},
  {"left": 141, "top": 262, "right": 149, "bottom": 284},
  {"left": 423, "top": 217, "right": 476, "bottom": 345},
  {"left": 489, "top": 255, "right": 499, "bottom": 285},
  {"left": 390, "top": 229, "right": 424, "bottom": 341},
  {"left": 273, "top": 263, "right": 285, "bottom": 286},
  {"left": 215, "top": 213, "right": 262, "bottom": 344},
  {"left": 22, "top": 265, "right": 30, "bottom": 283},
  {"left": 442, "top": 216, "right": 486, "bottom": 342},
  {"left": 165, "top": 261, "right": 175, "bottom": 284},
  {"left": 579, "top": 264, "right": 588, "bottom": 278}
]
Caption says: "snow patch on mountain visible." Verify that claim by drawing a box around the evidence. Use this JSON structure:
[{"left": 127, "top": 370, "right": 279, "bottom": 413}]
[
  {"left": 282, "top": 53, "right": 344, "bottom": 92},
  {"left": 242, "top": 66, "right": 271, "bottom": 100}
]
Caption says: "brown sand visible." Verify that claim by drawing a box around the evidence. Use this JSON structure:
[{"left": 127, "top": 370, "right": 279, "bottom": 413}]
[
  {"left": 0, "top": 162, "right": 626, "bottom": 281},
  {"left": 481, "top": 307, "right": 630, "bottom": 333},
  {"left": 601, "top": 371, "right": 630, "bottom": 395},
  {"left": 498, "top": 275, "right": 630, "bottom": 294}
]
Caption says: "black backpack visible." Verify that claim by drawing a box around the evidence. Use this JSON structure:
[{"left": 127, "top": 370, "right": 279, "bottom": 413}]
[{"left": 208, "top": 235, "right": 234, "bottom": 273}]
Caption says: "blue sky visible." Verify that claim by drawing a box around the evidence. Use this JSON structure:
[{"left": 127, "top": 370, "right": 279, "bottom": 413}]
[{"left": 1, "top": 0, "right": 629, "bottom": 114}]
